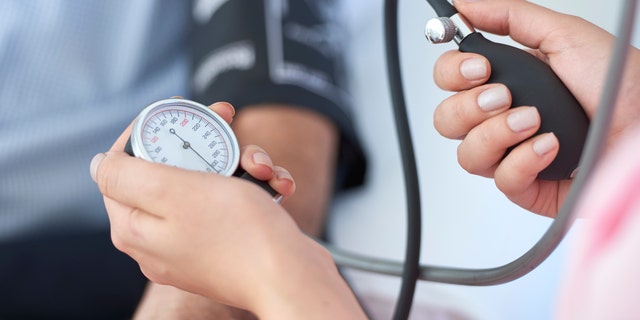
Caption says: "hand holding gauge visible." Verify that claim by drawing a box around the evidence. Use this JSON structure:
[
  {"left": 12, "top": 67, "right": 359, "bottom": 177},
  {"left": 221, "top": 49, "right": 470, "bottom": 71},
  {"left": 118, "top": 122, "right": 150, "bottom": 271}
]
[{"left": 125, "top": 98, "right": 282, "bottom": 202}]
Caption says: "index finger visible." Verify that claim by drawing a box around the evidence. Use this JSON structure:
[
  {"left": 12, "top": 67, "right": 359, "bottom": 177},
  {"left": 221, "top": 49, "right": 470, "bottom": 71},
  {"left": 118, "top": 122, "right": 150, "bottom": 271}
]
[
  {"left": 208, "top": 101, "right": 235, "bottom": 125},
  {"left": 434, "top": 50, "right": 491, "bottom": 91}
]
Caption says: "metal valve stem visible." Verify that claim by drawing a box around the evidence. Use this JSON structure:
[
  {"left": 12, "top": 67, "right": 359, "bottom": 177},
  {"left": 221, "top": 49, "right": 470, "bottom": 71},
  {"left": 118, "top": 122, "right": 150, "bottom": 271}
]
[
  {"left": 425, "top": 14, "right": 476, "bottom": 45},
  {"left": 425, "top": 17, "right": 457, "bottom": 43}
]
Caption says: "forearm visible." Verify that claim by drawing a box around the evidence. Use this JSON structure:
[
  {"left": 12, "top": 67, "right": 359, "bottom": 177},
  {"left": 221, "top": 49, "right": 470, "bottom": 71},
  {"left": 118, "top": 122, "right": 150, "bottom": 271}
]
[{"left": 232, "top": 104, "right": 340, "bottom": 237}]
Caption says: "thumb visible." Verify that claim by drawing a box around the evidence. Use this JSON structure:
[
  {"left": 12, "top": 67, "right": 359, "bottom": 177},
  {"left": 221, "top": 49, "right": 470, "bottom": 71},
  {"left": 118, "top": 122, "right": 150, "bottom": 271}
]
[
  {"left": 90, "top": 151, "right": 147, "bottom": 206},
  {"left": 452, "top": 0, "right": 610, "bottom": 53},
  {"left": 90, "top": 151, "right": 172, "bottom": 213}
]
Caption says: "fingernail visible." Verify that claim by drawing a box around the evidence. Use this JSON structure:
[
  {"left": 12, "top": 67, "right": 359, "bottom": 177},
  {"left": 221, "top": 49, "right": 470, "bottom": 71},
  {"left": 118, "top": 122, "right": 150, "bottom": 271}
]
[
  {"left": 252, "top": 151, "right": 272, "bottom": 167},
  {"left": 216, "top": 101, "right": 235, "bottom": 117},
  {"left": 533, "top": 133, "right": 558, "bottom": 156},
  {"left": 460, "top": 58, "right": 487, "bottom": 81},
  {"left": 477, "top": 86, "right": 510, "bottom": 112},
  {"left": 570, "top": 167, "right": 579, "bottom": 178},
  {"left": 274, "top": 167, "right": 293, "bottom": 182},
  {"left": 90, "top": 153, "right": 106, "bottom": 183},
  {"left": 506, "top": 107, "right": 540, "bottom": 132}
]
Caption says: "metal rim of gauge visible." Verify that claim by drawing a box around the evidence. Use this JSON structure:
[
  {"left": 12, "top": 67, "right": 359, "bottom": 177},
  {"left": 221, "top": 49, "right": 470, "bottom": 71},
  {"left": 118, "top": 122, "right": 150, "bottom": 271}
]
[{"left": 128, "top": 98, "right": 240, "bottom": 177}]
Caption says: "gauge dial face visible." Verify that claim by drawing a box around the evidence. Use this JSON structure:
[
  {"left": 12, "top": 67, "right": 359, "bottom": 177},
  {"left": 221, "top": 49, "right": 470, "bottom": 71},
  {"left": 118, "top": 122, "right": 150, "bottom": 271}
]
[{"left": 130, "top": 99, "right": 240, "bottom": 176}]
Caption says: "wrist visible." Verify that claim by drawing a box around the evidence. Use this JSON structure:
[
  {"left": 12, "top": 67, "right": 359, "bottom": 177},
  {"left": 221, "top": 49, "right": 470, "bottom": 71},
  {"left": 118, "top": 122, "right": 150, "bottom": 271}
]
[{"left": 252, "top": 234, "right": 366, "bottom": 319}]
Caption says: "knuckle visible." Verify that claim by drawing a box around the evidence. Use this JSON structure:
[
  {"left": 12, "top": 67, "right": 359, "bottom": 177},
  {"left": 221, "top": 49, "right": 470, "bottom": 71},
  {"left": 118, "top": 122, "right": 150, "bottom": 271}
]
[
  {"left": 452, "top": 98, "right": 470, "bottom": 130},
  {"left": 432, "top": 103, "right": 448, "bottom": 136},
  {"left": 456, "top": 142, "right": 477, "bottom": 173},
  {"left": 433, "top": 51, "right": 457, "bottom": 89},
  {"left": 477, "top": 123, "right": 495, "bottom": 149},
  {"left": 434, "top": 97, "right": 466, "bottom": 139},
  {"left": 457, "top": 127, "right": 497, "bottom": 175},
  {"left": 140, "top": 266, "right": 167, "bottom": 285},
  {"left": 110, "top": 229, "right": 130, "bottom": 254}
]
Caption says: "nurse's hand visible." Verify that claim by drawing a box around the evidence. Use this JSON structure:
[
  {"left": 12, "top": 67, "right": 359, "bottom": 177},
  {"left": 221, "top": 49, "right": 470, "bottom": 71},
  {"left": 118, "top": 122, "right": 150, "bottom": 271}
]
[
  {"left": 432, "top": 0, "right": 640, "bottom": 217},
  {"left": 91, "top": 102, "right": 365, "bottom": 319}
]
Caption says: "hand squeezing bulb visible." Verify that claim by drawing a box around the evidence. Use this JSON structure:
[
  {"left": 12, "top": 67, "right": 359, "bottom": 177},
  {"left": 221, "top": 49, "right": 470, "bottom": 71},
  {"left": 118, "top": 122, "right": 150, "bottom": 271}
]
[{"left": 425, "top": 10, "right": 589, "bottom": 180}]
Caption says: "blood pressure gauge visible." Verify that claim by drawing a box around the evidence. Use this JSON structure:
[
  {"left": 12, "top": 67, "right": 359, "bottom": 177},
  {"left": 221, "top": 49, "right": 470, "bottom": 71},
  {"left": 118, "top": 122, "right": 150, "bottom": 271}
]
[{"left": 125, "top": 98, "right": 280, "bottom": 201}]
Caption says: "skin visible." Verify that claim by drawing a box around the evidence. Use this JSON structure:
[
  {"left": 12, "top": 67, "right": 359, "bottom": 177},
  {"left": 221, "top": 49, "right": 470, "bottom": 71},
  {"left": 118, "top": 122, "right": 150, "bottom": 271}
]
[
  {"left": 433, "top": 0, "right": 640, "bottom": 217},
  {"left": 94, "top": 1, "right": 640, "bottom": 318},
  {"left": 231, "top": 105, "right": 339, "bottom": 238},
  {"left": 133, "top": 104, "right": 341, "bottom": 320},
  {"left": 92, "top": 102, "right": 366, "bottom": 319}
]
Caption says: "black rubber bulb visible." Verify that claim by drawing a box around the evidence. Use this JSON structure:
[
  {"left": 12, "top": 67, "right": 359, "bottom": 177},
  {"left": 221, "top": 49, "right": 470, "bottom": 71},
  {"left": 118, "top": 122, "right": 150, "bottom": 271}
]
[{"left": 458, "top": 33, "right": 590, "bottom": 180}]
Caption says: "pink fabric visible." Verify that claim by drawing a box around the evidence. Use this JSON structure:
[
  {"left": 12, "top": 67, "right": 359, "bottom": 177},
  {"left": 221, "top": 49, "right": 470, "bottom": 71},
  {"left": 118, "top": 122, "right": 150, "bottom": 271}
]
[{"left": 556, "top": 123, "right": 640, "bottom": 319}]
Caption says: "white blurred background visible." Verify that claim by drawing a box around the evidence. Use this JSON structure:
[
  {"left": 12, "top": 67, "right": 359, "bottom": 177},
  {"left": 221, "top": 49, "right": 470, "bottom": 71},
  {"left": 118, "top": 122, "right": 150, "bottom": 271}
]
[{"left": 328, "top": 1, "right": 640, "bottom": 319}]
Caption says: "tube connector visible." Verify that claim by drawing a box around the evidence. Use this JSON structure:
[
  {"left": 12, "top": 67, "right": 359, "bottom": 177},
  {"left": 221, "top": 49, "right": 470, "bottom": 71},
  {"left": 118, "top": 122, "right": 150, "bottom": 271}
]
[
  {"left": 425, "top": 14, "right": 476, "bottom": 45},
  {"left": 425, "top": 17, "right": 457, "bottom": 44}
]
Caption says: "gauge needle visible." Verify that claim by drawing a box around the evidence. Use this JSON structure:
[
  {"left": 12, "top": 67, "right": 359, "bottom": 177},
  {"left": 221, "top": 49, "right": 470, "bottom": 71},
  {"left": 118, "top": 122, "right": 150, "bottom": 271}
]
[{"left": 169, "top": 128, "right": 219, "bottom": 173}]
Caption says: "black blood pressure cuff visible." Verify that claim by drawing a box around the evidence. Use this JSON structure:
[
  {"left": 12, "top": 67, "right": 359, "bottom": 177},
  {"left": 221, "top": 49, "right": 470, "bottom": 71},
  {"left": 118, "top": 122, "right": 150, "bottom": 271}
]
[{"left": 190, "top": 0, "right": 366, "bottom": 190}]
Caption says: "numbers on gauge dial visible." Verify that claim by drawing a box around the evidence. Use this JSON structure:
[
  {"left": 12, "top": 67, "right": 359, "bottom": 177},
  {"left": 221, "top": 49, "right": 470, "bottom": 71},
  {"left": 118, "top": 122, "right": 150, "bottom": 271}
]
[{"left": 140, "top": 107, "right": 234, "bottom": 174}]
